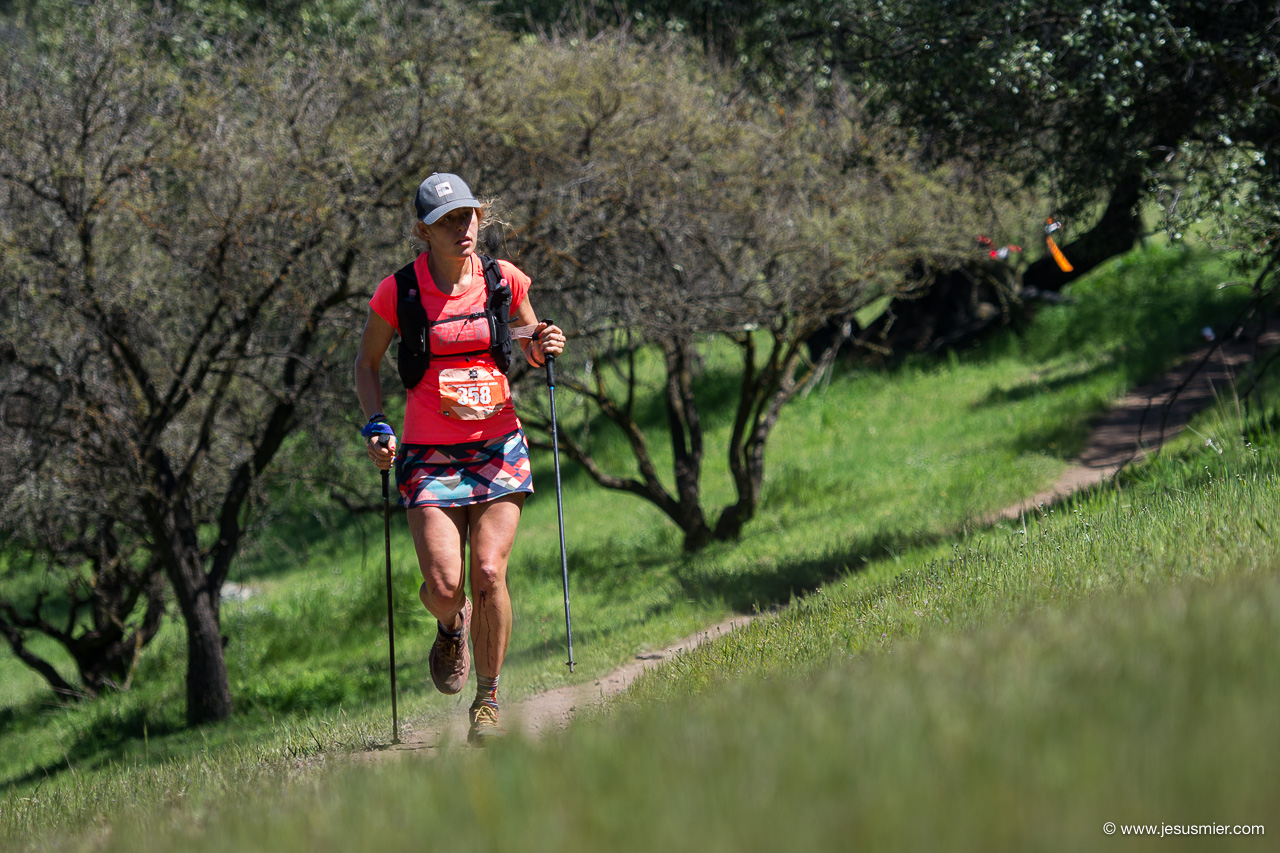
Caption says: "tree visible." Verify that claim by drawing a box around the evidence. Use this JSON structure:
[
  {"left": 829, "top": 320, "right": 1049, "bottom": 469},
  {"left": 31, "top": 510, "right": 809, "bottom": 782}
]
[
  {"left": 501, "top": 1, "right": 1280, "bottom": 316},
  {"left": 0, "top": 6, "right": 185, "bottom": 703},
  {"left": 841, "top": 1, "right": 1280, "bottom": 282},
  {"left": 472, "top": 35, "right": 1028, "bottom": 549},
  {"left": 0, "top": 2, "right": 487, "bottom": 722}
]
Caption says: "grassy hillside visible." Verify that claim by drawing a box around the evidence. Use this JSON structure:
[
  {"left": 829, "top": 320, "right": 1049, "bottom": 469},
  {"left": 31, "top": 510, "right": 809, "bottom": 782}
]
[{"left": 2, "top": 244, "right": 1273, "bottom": 850}]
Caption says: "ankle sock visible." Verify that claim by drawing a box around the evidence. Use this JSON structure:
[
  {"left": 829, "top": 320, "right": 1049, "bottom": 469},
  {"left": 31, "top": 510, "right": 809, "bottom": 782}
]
[
  {"left": 438, "top": 610, "right": 465, "bottom": 638},
  {"left": 475, "top": 673, "right": 499, "bottom": 709}
]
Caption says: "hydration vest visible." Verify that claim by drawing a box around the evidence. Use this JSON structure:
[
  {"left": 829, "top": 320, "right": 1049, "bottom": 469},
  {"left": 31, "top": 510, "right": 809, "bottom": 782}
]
[{"left": 394, "top": 254, "right": 514, "bottom": 389}]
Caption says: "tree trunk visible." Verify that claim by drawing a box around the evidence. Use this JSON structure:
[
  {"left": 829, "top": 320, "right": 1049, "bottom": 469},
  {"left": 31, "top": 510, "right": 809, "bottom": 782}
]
[
  {"left": 715, "top": 329, "right": 818, "bottom": 541},
  {"left": 145, "top": 457, "right": 234, "bottom": 726},
  {"left": 182, "top": 585, "right": 233, "bottom": 725},
  {"left": 859, "top": 263, "right": 1015, "bottom": 357},
  {"left": 663, "top": 341, "right": 714, "bottom": 552},
  {"left": 161, "top": 541, "right": 234, "bottom": 726},
  {"left": 849, "top": 173, "right": 1146, "bottom": 360},
  {"left": 716, "top": 333, "right": 766, "bottom": 542},
  {"left": 0, "top": 566, "right": 164, "bottom": 699},
  {"left": 681, "top": 517, "right": 714, "bottom": 552},
  {"left": 715, "top": 409, "right": 773, "bottom": 542},
  {"left": 1022, "top": 172, "right": 1147, "bottom": 293}
]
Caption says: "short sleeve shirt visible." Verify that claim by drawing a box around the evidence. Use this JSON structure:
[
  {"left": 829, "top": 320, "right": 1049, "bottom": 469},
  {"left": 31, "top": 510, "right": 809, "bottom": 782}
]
[{"left": 370, "top": 252, "right": 531, "bottom": 445}]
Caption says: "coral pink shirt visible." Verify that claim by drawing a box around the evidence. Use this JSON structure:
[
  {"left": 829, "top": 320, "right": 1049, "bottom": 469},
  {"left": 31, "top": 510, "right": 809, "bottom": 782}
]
[{"left": 370, "top": 253, "right": 530, "bottom": 445}]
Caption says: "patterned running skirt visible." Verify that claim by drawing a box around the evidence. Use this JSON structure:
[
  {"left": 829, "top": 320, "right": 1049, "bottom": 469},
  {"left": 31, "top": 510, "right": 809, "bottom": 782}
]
[{"left": 395, "top": 429, "right": 534, "bottom": 508}]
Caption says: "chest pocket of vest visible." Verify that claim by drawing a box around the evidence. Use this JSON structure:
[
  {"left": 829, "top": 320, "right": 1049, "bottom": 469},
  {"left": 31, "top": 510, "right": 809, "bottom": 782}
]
[
  {"left": 393, "top": 256, "right": 514, "bottom": 389},
  {"left": 430, "top": 312, "right": 490, "bottom": 356}
]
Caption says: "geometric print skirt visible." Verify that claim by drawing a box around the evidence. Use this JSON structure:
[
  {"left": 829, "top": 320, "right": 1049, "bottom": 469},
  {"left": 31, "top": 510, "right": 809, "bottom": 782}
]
[{"left": 395, "top": 428, "right": 534, "bottom": 508}]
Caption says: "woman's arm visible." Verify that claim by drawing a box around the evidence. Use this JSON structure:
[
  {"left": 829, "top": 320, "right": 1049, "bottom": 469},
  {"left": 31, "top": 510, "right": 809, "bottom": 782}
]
[{"left": 354, "top": 310, "right": 397, "bottom": 468}]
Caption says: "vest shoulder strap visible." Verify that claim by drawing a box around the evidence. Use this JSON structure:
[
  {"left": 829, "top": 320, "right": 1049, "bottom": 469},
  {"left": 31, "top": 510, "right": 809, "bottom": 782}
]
[
  {"left": 479, "top": 254, "right": 514, "bottom": 375},
  {"left": 394, "top": 261, "right": 430, "bottom": 389}
]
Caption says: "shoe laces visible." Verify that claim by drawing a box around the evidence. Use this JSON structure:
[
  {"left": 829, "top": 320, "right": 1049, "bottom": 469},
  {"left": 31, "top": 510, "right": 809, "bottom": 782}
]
[
  {"left": 437, "top": 624, "right": 466, "bottom": 662},
  {"left": 471, "top": 703, "right": 500, "bottom": 728}
]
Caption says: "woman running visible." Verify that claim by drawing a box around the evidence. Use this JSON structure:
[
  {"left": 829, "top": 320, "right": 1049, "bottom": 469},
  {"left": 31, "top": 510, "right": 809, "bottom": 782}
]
[{"left": 354, "top": 172, "right": 565, "bottom": 743}]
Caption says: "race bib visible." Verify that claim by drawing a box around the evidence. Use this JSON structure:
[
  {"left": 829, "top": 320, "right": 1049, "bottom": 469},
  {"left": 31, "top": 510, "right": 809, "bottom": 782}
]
[{"left": 438, "top": 366, "right": 508, "bottom": 420}]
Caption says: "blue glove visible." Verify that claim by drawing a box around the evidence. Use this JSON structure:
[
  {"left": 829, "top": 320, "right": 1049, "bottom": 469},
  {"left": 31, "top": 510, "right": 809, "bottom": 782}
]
[{"left": 360, "top": 413, "right": 396, "bottom": 441}]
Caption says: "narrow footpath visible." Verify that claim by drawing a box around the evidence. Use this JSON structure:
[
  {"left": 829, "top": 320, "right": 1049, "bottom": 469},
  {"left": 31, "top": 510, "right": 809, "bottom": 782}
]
[
  {"left": 991, "top": 330, "right": 1278, "bottom": 522},
  {"left": 367, "top": 329, "right": 1277, "bottom": 757}
]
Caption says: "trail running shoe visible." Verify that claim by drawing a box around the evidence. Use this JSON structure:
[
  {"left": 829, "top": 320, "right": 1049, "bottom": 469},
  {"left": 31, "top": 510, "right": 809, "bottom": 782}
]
[
  {"left": 468, "top": 702, "right": 507, "bottom": 745},
  {"left": 428, "top": 598, "right": 471, "bottom": 695}
]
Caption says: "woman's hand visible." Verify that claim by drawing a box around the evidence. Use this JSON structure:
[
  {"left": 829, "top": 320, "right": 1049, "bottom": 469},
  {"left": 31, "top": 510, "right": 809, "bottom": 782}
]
[
  {"left": 360, "top": 414, "right": 397, "bottom": 471},
  {"left": 532, "top": 322, "right": 566, "bottom": 364},
  {"left": 366, "top": 434, "right": 397, "bottom": 470}
]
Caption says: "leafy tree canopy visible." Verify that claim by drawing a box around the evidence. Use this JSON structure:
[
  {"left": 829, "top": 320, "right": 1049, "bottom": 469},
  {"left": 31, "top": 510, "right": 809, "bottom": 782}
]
[{"left": 497, "top": 1, "right": 1280, "bottom": 265}]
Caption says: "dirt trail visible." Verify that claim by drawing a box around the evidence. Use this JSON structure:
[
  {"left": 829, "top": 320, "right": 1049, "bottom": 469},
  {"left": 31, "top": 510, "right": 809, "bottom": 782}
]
[
  {"left": 363, "top": 331, "right": 1275, "bottom": 758},
  {"left": 361, "top": 616, "right": 754, "bottom": 758},
  {"left": 990, "top": 330, "right": 1277, "bottom": 523}
]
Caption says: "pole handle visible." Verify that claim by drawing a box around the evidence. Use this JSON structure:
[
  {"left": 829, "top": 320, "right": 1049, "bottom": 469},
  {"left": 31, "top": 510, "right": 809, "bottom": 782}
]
[
  {"left": 377, "top": 435, "right": 394, "bottom": 497},
  {"left": 537, "top": 319, "right": 557, "bottom": 387},
  {"left": 377, "top": 436, "right": 391, "bottom": 507}
]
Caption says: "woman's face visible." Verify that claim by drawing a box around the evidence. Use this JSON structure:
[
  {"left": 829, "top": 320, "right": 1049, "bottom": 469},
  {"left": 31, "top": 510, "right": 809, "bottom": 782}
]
[{"left": 424, "top": 208, "right": 479, "bottom": 259}]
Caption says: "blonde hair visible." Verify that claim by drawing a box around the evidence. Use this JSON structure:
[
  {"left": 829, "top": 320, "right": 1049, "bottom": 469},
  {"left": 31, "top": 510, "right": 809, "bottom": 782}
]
[{"left": 409, "top": 199, "right": 506, "bottom": 250}]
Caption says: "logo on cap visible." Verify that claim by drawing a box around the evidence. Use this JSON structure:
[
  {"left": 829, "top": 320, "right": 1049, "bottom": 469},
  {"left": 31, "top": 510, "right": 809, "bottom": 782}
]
[{"left": 435, "top": 182, "right": 454, "bottom": 197}]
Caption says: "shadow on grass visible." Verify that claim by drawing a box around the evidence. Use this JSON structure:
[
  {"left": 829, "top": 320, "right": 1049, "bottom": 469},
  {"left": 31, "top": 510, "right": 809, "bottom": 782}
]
[
  {"left": 974, "top": 360, "right": 1115, "bottom": 408},
  {"left": 235, "top": 500, "right": 374, "bottom": 583},
  {"left": 502, "top": 617, "right": 646, "bottom": 668},
  {"left": 538, "top": 539, "right": 677, "bottom": 587},
  {"left": 674, "top": 526, "right": 955, "bottom": 615},
  {"left": 1004, "top": 412, "right": 1096, "bottom": 461},
  {"left": 1, "top": 705, "right": 186, "bottom": 790}
]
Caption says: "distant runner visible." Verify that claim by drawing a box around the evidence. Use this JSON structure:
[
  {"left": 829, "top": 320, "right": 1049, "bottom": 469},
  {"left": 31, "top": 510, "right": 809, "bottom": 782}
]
[{"left": 354, "top": 173, "right": 565, "bottom": 744}]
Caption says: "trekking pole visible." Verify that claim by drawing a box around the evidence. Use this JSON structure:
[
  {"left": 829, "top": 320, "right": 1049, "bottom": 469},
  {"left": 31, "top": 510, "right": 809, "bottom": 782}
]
[
  {"left": 379, "top": 437, "right": 400, "bottom": 743},
  {"left": 540, "top": 324, "right": 576, "bottom": 672}
]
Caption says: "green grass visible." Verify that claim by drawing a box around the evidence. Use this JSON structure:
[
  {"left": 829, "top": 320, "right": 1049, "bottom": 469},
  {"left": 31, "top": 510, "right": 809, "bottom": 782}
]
[
  {"left": 628, "top": 412, "right": 1280, "bottom": 703},
  {"left": 1023, "top": 244, "right": 1257, "bottom": 379},
  {"left": 36, "top": 404, "right": 1280, "bottom": 853},
  {"left": 1, "top": 242, "right": 1272, "bottom": 850}
]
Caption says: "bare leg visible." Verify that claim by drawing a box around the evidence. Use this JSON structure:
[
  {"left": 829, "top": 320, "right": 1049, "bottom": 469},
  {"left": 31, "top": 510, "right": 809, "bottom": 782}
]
[
  {"left": 406, "top": 505, "right": 468, "bottom": 630},
  {"left": 465, "top": 495, "right": 524, "bottom": 678}
]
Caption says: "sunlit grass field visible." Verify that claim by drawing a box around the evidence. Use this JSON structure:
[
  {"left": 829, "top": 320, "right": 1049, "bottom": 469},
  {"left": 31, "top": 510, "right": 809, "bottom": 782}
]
[{"left": 3, "top": 244, "right": 1275, "bottom": 850}]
